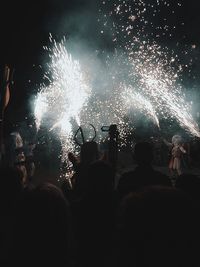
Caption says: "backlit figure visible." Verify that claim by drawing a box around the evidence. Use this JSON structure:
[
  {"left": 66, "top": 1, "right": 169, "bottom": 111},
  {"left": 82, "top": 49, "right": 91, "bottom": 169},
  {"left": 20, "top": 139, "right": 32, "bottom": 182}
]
[{"left": 163, "top": 135, "right": 186, "bottom": 178}]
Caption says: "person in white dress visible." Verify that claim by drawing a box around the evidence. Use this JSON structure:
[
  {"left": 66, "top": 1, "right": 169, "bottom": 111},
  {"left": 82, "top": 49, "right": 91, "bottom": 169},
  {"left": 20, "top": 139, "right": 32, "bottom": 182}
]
[{"left": 163, "top": 135, "right": 187, "bottom": 177}]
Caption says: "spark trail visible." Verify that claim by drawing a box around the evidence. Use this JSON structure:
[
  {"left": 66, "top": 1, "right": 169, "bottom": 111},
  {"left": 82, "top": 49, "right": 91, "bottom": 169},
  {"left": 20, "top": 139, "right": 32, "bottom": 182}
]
[
  {"left": 121, "top": 85, "right": 160, "bottom": 128},
  {"left": 34, "top": 36, "right": 91, "bottom": 164},
  {"left": 34, "top": 0, "right": 200, "bottom": 180},
  {"left": 99, "top": 0, "right": 200, "bottom": 137}
]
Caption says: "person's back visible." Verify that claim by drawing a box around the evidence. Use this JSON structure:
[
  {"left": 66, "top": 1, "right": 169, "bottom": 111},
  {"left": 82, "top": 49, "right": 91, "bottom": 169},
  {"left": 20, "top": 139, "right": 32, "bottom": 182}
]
[
  {"left": 70, "top": 141, "right": 99, "bottom": 199},
  {"left": 0, "top": 167, "right": 23, "bottom": 266},
  {"left": 176, "top": 173, "right": 200, "bottom": 203},
  {"left": 114, "top": 185, "right": 200, "bottom": 267},
  {"left": 72, "top": 160, "right": 115, "bottom": 267},
  {"left": 117, "top": 142, "right": 171, "bottom": 200},
  {"left": 12, "top": 182, "right": 71, "bottom": 266}
]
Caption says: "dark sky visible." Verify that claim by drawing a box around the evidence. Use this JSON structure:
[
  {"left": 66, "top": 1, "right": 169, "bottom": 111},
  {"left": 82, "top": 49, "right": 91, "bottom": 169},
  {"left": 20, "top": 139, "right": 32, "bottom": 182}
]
[
  {"left": 0, "top": 0, "right": 98, "bottom": 65},
  {"left": 0, "top": 0, "right": 199, "bottom": 64},
  {"left": 0, "top": 0, "right": 98, "bottom": 120},
  {"left": 0, "top": 0, "right": 200, "bottom": 121}
]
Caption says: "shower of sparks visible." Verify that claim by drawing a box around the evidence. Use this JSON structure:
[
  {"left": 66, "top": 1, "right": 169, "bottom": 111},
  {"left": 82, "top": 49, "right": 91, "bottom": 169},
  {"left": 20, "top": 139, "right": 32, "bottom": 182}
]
[
  {"left": 122, "top": 85, "right": 160, "bottom": 129},
  {"left": 99, "top": 0, "right": 200, "bottom": 138},
  {"left": 80, "top": 91, "right": 131, "bottom": 145},
  {"left": 34, "top": 0, "right": 200, "bottom": 181},
  {"left": 34, "top": 92, "right": 48, "bottom": 130},
  {"left": 34, "top": 36, "right": 91, "bottom": 168},
  {"left": 128, "top": 43, "right": 200, "bottom": 138},
  {"left": 100, "top": 0, "right": 182, "bottom": 43}
]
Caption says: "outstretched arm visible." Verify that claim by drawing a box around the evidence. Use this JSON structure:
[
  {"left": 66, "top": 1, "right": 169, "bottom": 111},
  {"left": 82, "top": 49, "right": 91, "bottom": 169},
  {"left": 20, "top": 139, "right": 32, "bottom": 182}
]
[
  {"left": 162, "top": 138, "right": 173, "bottom": 148},
  {"left": 180, "top": 146, "right": 186, "bottom": 154}
]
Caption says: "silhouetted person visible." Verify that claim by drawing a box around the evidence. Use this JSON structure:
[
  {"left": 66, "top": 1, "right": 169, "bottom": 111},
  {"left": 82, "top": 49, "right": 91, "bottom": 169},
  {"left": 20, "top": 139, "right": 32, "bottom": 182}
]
[
  {"left": 0, "top": 166, "right": 24, "bottom": 266},
  {"left": 63, "top": 141, "right": 100, "bottom": 200},
  {"left": 19, "top": 115, "right": 37, "bottom": 184},
  {"left": 72, "top": 160, "right": 116, "bottom": 267},
  {"left": 12, "top": 182, "right": 71, "bottom": 266},
  {"left": 114, "top": 185, "right": 200, "bottom": 267},
  {"left": 176, "top": 173, "right": 200, "bottom": 203},
  {"left": 117, "top": 142, "right": 171, "bottom": 200},
  {"left": 4, "top": 128, "right": 27, "bottom": 186}
]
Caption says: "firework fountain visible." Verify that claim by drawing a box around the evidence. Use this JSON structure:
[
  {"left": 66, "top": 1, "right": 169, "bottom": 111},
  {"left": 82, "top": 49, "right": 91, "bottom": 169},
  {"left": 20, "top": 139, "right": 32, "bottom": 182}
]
[
  {"left": 34, "top": 36, "right": 92, "bottom": 178},
  {"left": 34, "top": 0, "right": 200, "bottom": 179},
  {"left": 99, "top": 0, "right": 200, "bottom": 137}
]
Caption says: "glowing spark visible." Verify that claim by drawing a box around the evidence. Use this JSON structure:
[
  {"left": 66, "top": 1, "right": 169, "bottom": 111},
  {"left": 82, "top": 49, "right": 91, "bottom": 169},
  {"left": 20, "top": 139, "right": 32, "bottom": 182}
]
[
  {"left": 122, "top": 86, "right": 160, "bottom": 128},
  {"left": 80, "top": 91, "right": 130, "bottom": 145},
  {"left": 34, "top": 37, "right": 91, "bottom": 165},
  {"left": 34, "top": 92, "right": 48, "bottom": 130},
  {"left": 34, "top": 0, "right": 200, "bottom": 184},
  {"left": 130, "top": 45, "right": 200, "bottom": 137},
  {"left": 99, "top": 0, "right": 200, "bottom": 138}
]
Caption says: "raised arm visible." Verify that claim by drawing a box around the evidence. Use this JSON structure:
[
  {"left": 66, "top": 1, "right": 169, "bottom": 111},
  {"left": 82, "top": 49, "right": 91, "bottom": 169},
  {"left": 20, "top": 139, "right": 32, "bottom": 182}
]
[
  {"left": 162, "top": 138, "right": 173, "bottom": 148},
  {"left": 179, "top": 145, "right": 186, "bottom": 154}
]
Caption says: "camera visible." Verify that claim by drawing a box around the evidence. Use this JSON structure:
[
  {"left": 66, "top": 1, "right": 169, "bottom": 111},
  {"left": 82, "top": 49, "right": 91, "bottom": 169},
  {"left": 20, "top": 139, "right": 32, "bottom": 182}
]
[{"left": 101, "top": 124, "right": 119, "bottom": 138}]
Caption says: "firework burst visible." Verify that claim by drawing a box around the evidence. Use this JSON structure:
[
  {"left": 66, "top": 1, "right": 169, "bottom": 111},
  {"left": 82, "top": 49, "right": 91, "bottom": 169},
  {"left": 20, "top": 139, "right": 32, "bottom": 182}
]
[
  {"left": 34, "top": 0, "right": 200, "bottom": 181},
  {"left": 34, "top": 36, "right": 91, "bottom": 168},
  {"left": 99, "top": 0, "right": 200, "bottom": 137},
  {"left": 121, "top": 85, "right": 160, "bottom": 128}
]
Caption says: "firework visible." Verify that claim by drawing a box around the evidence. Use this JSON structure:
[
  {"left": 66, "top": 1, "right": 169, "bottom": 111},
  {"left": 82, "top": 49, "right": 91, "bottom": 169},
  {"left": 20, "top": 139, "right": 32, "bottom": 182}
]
[
  {"left": 34, "top": 0, "right": 200, "bottom": 182},
  {"left": 34, "top": 92, "right": 48, "bottom": 130},
  {"left": 34, "top": 37, "right": 91, "bottom": 166},
  {"left": 80, "top": 91, "right": 130, "bottom": 144},
  {"left": 121, "top": 85, "right": 160, "bottom": 128},
  {"left": 128, "top": 43, "right": 200, "bottom": 138},
  {"left": 99, "top": 0, "right": 200, "bottom": 138}
]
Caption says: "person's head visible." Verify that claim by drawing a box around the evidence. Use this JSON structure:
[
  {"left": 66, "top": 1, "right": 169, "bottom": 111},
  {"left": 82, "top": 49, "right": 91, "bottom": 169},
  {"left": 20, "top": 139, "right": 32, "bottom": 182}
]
[
  {"left": 86, "top": 160, "right": 115, "bottom": 194},
  {"left": 172, "top": 134, "right": 183, "bottom": 145},
  {"left": 133, "top": 141, "right": 154, "bottom": 166},
  {"left": 14, "top": 182, "right": 71, "bottom": 265},
  {"left": 80, "top": 141, "right": 99, "bottom": 165}
]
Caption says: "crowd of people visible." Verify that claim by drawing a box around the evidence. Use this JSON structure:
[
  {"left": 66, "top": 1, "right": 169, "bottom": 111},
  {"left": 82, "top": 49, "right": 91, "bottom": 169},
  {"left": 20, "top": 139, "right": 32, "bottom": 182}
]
[{"left": 1, "top": 127, "right": 200, "bottom": 266}]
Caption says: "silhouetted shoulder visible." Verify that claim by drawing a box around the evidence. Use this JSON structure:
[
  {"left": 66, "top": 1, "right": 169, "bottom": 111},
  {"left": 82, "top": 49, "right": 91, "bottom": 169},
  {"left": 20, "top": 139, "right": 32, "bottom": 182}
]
[{"left": 117, "top": 168, "right": 171, "bottom": 200}]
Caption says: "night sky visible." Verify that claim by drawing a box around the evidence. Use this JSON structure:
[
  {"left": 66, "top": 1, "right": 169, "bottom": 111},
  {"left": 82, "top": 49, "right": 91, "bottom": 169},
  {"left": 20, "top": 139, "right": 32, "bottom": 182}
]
[{"left": 0, "top": 0, "right": 200, "bottom": 123}]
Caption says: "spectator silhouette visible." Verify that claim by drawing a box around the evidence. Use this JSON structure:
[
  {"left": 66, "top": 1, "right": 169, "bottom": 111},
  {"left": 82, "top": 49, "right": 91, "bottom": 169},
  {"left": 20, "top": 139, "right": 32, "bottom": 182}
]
[
  {"left": 12, "top": 182, "right": 71, "bottom": 266},
  {"left": 85, "top": 159, "right": 115, "bottom": 194},
  {"left": 0, "top": 166, "right": 24, "bottom": 266},
  {"left": 176, "top": 173, "right": 200, "bottom": 203},
  {"left": 63, "top": 141, "right": 100, "bottom": 201},
  {"left": 117, "top": 142, "right": 171, "bottom": 200},
  {"left": 72, "top": 160, "right": 116, "bottom": 267},
  {"left": 0, "top": 166, "right": 23, "bottom": 209},
  {"left": 114, "top": 185, "right": 200, "bottom": 267}
]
